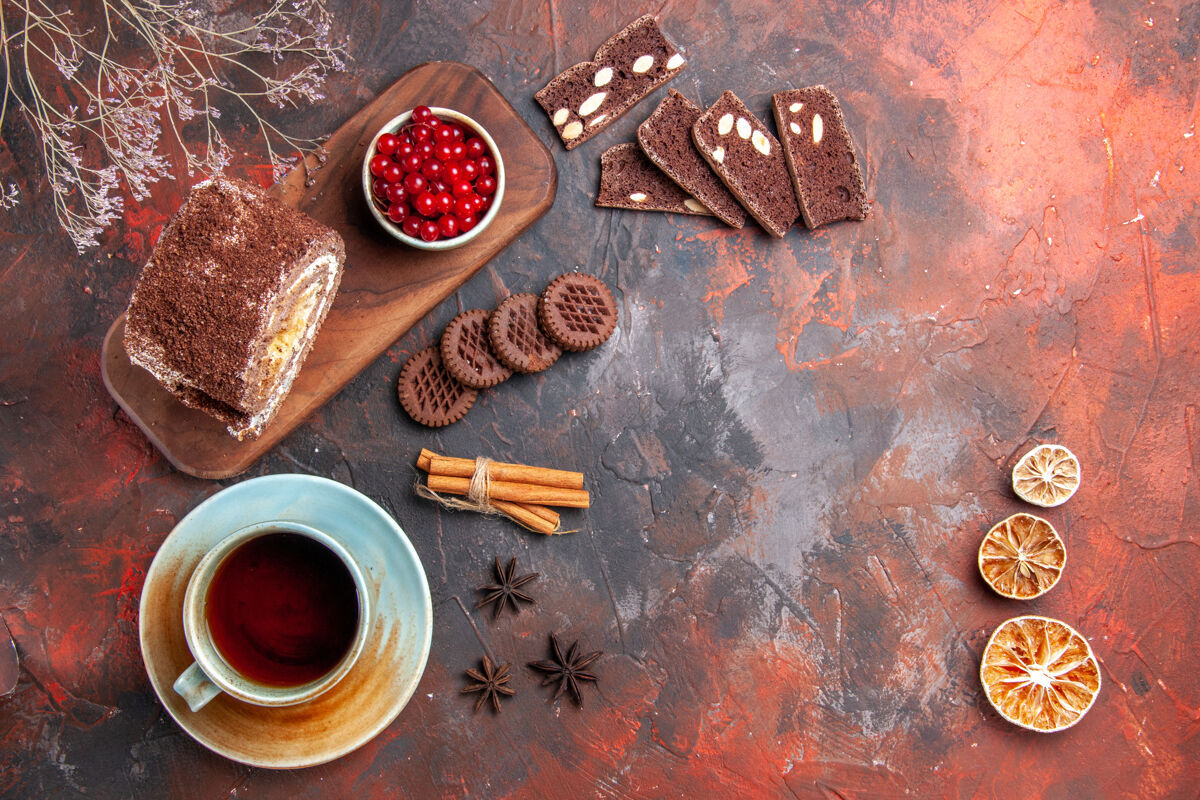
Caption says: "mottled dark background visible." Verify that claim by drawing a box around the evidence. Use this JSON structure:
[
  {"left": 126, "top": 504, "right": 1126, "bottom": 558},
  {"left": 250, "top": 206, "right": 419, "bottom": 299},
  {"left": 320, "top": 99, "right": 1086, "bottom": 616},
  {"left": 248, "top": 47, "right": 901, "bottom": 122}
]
[{"left": 2, "top": 0, "right": 1199, "bottom": 797}]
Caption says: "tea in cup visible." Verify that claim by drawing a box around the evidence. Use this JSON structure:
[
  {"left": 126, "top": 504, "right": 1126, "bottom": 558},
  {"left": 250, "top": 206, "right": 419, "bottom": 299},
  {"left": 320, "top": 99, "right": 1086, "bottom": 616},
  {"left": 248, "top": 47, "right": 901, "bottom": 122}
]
[{"left": 172, "top": 521, "right": 372, "bottom": 711}]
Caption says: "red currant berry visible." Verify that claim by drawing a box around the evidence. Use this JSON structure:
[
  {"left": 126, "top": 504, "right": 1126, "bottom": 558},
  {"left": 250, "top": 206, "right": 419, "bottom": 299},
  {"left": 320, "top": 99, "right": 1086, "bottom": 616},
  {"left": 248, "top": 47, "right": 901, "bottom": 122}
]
[
  {"left": 399, "top": 153, "right": 423, "bottom": 173},
  {"left": 453, "top": 197, "right": 474, "bottom": 218},
  {"left": 444, "top": 162, "right": 464, "bottom": 183},
  {"left": 387, "top": 203, "right": 409, "bottom": 224},
  {"left": 402, "top": 216, "right": 422, "bottom": 238},
  {"left": 476, "top": 174, "right": 497, "bottom": 196},
  {"left": 410, "top": 123, "right": 432, "bottom": 143},
  {"left": 448, "top": 124, "right": 466, "bottom": 142},
  {"left": 431, "top": 179, "right": 448, "bottom": 194},
  {"left": 476, "top": 155, "right": 494, "bottom": 175},
  {"left": 434, "top": 125, "right": 455, "bottom": 145},
  {"left": 419, "top": 220, "right": 440, "bottom": 242},
  {"left": 449, "top": 142, "right": 466, "bottom": 161},
  {"left": 376, "top": 133, "right": 400, "bottom": 155},
  {"left": 413, "top": 191, "right": 438, "bottom": 217},
  {"left": 396, "top": 140, "right": 416, "bottom": 159},
  {"left": 479, "top": 194, "right": 493, "bottom": 213},
  {"left": 382, "top": 162, "right": 404, "bottom": 184},
  {"left": 434, "top": 191, "right": 455, "bottom": 215},
  {"left": 464, "top": 137, "right": 486, "bottom": 160},
  {"left": 421, "top": 159, "right": 444, "bottom": 181},
  {"left": 471, "top": 193, "right": 486, "bottom": 213},
  {"left": 416, "top": 141, "right": 435, "bottom": 159},
  {"left": 402, "top": 172, "right": 426, "bottom": 195},
  {"left": 460, "top": 160, "right": 478, "bottom": 181},
  {"left": 457, "top": 214, "right": 477, "bottom": 233},
  {"left": 411, "top": 106, "right": 435, "bottom": 125},
  {"left": 371, "top": 178, "right": 389, "bottom": 198},
  {"left": 369, "top": 154, "right": 391, "bottom": 177},
  {"left": 433, "top": 142, "right": 455, "bottom": 162},
  {"left": 385, "top": 183, "right": 407, "bottom": 205},
  {"left": 438, "top": 215, "right": 459, "bottom": 238},
  {"left": 452, "top": 180, "right": 473, "bottom": 198}
]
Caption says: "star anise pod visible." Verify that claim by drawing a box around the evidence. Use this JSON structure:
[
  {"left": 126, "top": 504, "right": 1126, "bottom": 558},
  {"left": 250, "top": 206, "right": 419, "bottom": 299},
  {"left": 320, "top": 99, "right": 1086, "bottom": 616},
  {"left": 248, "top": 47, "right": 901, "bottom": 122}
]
[
  {"left": 476, "top": 556, "right": 539, "bottom": 620},
  {"left": 528, "top": 632, "right": 601, "bottom": 707},
  {"left": 461, "top": 655, "right": 515, "bottom": 713}
]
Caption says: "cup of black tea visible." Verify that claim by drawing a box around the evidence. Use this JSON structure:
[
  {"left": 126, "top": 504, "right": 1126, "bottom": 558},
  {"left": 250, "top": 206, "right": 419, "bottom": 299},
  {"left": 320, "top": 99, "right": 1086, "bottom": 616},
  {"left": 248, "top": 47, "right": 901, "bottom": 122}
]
[{"left": 172, "top": 521, "right": 372, "bottom": 712}]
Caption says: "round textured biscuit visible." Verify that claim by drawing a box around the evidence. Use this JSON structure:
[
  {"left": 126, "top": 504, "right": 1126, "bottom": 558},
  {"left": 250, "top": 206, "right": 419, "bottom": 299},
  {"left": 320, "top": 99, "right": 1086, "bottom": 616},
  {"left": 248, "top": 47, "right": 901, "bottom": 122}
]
[
  {"left": 488, "top": 294, "right": 562, "bottom": 374},
  {"left": 397, "top": 347, "right": 477, "bottom": 427},
  {"left": 440, "top": 309, "right": 512, "bottom": 389},
  {"left": 538, "top": 273, "right": 618, "bottom": 352}
]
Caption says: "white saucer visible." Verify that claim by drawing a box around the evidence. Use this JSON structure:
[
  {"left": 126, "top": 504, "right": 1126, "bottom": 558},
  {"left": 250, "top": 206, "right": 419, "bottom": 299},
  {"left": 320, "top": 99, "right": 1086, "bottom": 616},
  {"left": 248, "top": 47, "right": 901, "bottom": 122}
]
[{"left": 139, "top": 474, "right": 432, "bottom": 768}]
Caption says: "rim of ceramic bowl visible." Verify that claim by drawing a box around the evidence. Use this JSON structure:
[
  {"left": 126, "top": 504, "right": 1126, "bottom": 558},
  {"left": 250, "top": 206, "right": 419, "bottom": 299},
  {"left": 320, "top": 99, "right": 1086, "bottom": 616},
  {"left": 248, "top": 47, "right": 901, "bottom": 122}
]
[{"left": 361, "top": 107, "right": 505, "bottom": 251}]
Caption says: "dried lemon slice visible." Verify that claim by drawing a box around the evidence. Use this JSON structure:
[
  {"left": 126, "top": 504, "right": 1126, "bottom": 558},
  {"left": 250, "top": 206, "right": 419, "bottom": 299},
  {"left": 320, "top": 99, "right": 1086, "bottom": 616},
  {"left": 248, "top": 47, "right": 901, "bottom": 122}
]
[
  {"left": 978, "top": 513, "right": 1065, "bottom": 599},
  {"left": 1012, "top": 444, "right": 1080, "bottom": 507},
  {"left": 980, "top": 615, "right": 1101, "bottom": 732}
]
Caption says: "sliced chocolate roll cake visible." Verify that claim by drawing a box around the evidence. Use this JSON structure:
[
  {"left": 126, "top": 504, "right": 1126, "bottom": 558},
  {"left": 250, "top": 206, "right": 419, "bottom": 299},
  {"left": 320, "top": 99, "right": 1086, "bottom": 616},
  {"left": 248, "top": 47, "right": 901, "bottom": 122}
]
[
  {"left": 125, "top": 177, "right": 344, "bottom": 440},
  {"left": 535, "top": 15, "right": 685, "bottom": 151},
  {"left": 692, "top": 91, "right": 799, "bottom": 237},
  {"left": 597, "top": 143, "right": 712, "bottom": 215},
  {"left": 638, "top": 90, "right": 746, "bottom": 228},
  {"left": 772, "top": 87, "right": 868, "bottom": 228}
]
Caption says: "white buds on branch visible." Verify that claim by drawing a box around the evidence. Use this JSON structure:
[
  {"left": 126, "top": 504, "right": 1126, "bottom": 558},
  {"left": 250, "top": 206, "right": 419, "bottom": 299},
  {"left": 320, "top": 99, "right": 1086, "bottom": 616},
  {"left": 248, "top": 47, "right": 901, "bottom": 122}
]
[{"left": 0, "top": 0, "right": 349, "bottom": 252}]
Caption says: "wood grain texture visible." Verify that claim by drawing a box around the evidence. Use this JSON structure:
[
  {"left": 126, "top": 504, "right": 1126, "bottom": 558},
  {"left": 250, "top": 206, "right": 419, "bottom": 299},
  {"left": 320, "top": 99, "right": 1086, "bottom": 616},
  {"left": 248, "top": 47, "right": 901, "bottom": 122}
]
[{"left": 101, "top": 62, "right": 556, "bottom": 478}]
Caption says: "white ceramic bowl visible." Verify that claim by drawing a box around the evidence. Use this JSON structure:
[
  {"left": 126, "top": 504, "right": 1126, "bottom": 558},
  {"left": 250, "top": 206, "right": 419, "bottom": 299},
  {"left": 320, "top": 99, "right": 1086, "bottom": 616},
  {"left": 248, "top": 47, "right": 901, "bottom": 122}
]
[{"left": 362, "top": 107, "right": 505, "bottom": 251}]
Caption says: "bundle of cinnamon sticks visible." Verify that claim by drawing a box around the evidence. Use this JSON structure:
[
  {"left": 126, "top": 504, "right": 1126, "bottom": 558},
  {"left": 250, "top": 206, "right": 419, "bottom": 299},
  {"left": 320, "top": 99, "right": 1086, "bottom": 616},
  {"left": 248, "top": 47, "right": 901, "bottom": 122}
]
[{"left": 415, "top": 449, "right": 588, "bottom": 535}]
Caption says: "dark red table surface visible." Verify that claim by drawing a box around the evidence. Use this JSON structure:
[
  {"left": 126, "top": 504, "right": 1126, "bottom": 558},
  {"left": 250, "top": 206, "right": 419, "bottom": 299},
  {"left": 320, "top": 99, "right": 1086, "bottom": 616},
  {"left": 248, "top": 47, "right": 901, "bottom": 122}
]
[{"left": 2, "top": 1, "right": 1198, "bottom": 797}]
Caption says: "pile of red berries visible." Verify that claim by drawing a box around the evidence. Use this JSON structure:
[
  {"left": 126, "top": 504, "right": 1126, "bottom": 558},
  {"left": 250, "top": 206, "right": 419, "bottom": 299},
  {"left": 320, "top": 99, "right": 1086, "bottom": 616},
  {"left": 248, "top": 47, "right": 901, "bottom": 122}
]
[{"left": 369, "top": 106, "right": 499, "bottom": 243}]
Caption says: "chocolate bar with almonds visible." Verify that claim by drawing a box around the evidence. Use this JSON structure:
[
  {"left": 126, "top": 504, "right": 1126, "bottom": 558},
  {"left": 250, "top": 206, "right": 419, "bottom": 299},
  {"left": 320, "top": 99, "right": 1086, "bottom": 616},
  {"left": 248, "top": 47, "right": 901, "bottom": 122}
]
[{"left": 535, "top": 15, "right": 685, "bottom": 150}]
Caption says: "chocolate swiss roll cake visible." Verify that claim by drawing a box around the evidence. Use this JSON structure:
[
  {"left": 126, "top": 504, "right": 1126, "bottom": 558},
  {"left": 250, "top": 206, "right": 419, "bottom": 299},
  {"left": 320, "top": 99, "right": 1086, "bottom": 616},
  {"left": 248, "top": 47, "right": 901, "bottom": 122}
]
[{"left": 124, "top": 177, "right": 344, "bottom": 440}]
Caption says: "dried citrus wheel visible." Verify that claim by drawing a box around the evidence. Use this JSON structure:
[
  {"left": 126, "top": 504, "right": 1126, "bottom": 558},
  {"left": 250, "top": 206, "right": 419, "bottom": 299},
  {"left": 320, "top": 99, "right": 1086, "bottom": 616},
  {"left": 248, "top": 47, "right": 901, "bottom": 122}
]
[
  {"left": 977, "top": 513, "right": 1065, "bottom": 599},
  {"left": 980, "top": 615, "right": 1101, "bottom": 732},
  {"left": 1012, "top": 444, "right": 1080, "bottom": 507}
]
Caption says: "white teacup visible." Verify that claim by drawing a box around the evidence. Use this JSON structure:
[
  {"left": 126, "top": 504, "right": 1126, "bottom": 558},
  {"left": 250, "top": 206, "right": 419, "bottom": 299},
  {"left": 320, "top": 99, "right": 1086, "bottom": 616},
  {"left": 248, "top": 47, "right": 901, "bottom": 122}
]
[{"left": 172, "top": 520, "right": 372, "bottom": 712}]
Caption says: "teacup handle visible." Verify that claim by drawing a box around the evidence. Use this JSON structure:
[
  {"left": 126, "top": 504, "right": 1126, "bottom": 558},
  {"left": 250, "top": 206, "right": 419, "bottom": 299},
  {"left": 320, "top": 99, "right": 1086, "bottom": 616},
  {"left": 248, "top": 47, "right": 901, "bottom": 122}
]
[{"left": 173, "top": 662, "right": 222, "bottom": 712}]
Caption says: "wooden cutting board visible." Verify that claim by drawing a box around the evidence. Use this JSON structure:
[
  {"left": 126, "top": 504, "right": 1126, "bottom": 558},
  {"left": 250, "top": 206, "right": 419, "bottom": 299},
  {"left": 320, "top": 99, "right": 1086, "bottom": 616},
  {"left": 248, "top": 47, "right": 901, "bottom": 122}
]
[{"left": 102, "top": 62, "right": 557, "bottom": 479}]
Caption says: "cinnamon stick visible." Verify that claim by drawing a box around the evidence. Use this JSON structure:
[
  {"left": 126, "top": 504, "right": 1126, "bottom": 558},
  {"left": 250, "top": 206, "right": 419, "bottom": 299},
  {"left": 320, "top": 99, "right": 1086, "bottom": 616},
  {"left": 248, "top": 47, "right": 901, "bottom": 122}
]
[
  {"left": 421, "top": 451, "right": 584, "bottom": 490},
  {"left": 500, "top": 500, "right": 560, "bottom": 526},
  {"left": 425, "top": 474, "right": 591, "bottom": 508},
  {"left": 491, "top": 499, "right": 561, "bottom": 535},
  {"left": 417, "top": 450, "right": 565, "bottom": 532}
]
